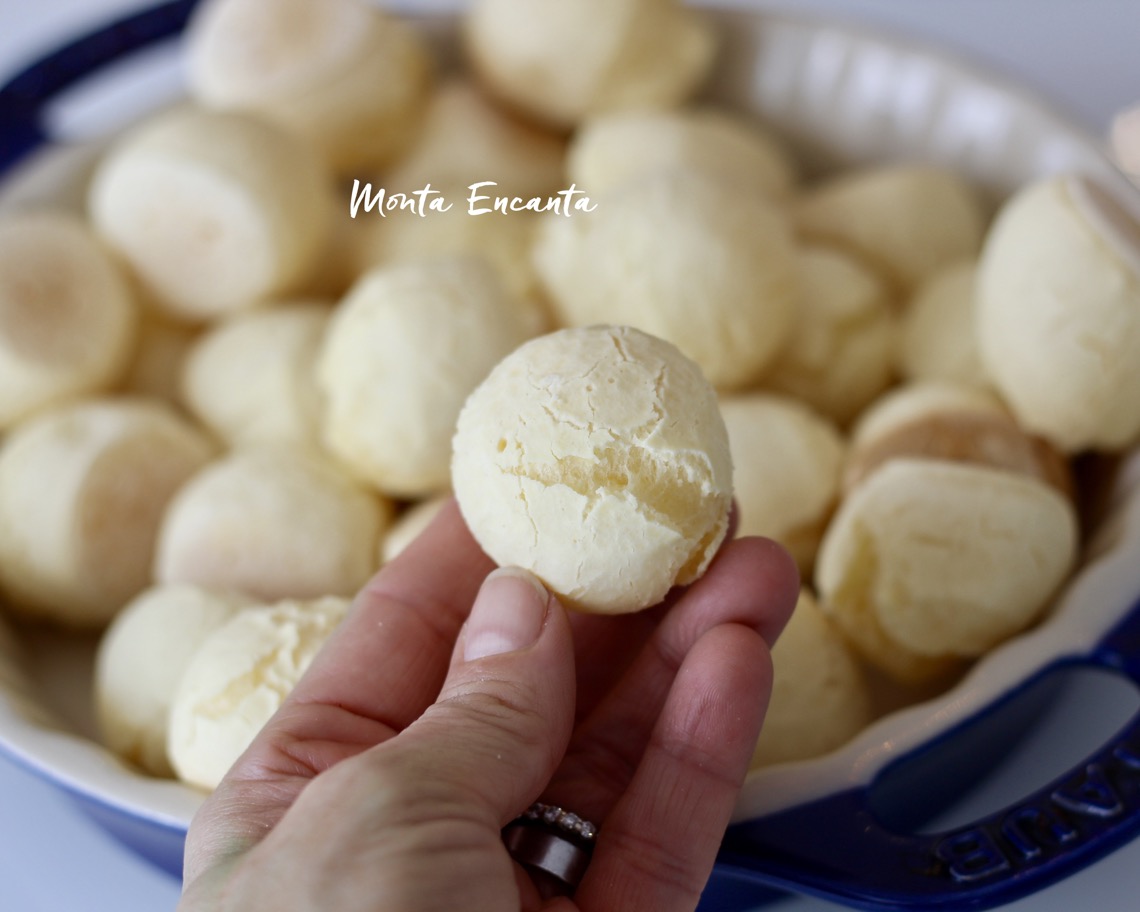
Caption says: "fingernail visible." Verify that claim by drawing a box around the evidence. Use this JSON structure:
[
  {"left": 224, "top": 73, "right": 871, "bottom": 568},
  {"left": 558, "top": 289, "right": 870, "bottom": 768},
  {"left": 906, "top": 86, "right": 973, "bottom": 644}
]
[{"left": 464, "top": 567, "right": 550, "bottom": 662}]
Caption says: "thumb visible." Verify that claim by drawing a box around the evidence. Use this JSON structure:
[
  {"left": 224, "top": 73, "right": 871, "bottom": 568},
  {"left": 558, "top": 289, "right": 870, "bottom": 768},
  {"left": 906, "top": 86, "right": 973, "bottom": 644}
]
[{"left": 382, "top": 566, "right": 576, "bottom": 825}]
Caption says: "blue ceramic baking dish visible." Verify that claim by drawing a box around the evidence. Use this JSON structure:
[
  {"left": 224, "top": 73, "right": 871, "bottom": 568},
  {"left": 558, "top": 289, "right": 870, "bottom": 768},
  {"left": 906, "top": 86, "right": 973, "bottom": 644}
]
[{"left": 2, "top": 3, "right": 1140, "bottom": 909}]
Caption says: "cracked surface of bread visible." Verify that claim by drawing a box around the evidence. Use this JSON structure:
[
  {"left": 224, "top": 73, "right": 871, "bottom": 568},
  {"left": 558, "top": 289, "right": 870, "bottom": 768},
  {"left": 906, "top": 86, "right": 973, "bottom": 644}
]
[
  {"left": 452, "top": 325, "right": 732, "bottom": 614},
  {"left": 166, "top": 595, "right": 349, "bottom": 790}
]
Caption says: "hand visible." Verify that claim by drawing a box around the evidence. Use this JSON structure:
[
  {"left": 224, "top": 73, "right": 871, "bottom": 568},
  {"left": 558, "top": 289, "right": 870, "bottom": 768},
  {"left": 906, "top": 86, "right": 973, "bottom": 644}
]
[{"left": 178, "top": 500, "right": 798, "bottom": 912}]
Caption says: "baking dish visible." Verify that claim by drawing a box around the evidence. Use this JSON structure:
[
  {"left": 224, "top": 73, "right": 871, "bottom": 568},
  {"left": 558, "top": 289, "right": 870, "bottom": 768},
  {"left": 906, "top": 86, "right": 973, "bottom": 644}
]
[{"left": 2, "top": 3, "right": 1140, "bottom": 909}]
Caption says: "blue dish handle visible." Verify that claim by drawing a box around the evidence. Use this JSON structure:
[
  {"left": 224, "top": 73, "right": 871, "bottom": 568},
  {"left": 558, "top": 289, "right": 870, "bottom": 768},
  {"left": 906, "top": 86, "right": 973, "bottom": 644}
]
[
  {"left": 0, "top": 0, "right": 201, "bottom": 173},
  {"left": 706, "top": 597, "right": 1140, "bottom": 911}
]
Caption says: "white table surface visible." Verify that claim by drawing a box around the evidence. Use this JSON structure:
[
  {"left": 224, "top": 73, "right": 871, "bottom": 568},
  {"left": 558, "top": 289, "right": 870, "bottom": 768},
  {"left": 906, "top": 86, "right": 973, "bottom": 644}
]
[{"left": 2, "top": 1, "right": 1140, "bottom": 910}]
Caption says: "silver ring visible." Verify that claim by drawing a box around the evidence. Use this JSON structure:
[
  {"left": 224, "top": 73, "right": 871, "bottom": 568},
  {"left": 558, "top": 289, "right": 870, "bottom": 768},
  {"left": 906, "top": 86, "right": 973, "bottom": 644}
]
[{"left": 503, "top": 802, "right": 598, "bottom": 892}]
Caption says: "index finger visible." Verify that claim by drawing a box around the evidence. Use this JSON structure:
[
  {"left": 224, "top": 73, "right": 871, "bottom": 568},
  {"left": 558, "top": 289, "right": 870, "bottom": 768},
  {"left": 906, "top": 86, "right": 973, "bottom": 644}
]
[
  {"left": 182, "top": 501, "right": 496, "bottom": 886},
  {"left": 289, "top": 498, "right": 496, "bottom": 732}
]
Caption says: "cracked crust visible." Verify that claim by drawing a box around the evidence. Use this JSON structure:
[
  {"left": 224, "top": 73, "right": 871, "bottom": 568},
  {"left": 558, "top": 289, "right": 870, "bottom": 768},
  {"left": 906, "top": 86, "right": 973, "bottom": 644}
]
[
  {"left": 452, "top": 325, "right": 732, "bottom": 613},
  {"left": 167, "top": 595, "right": 349, "bottom": 790}
]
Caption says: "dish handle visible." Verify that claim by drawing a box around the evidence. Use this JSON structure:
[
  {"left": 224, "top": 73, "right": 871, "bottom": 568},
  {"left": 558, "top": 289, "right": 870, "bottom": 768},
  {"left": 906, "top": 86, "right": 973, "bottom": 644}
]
[
  {"left": 0, "top": 0, "right": 200, "bottom": 173},
  {"left": 707, "top": 598, "right": 1140, "bottom": 911}
]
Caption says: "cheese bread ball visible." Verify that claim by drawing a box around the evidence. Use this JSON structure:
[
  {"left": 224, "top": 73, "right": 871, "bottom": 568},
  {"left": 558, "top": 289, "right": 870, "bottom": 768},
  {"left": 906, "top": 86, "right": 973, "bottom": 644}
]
[
  {"left": 182, "top": 302, "right": 329, "bottom": 451},
  {"left": 452, "top": 325, "right": 732, "bottom": 614},
  {"left": 350, "top": 204, "right": 549, "bottom": 335},
  {"left": 897, "top": 259, "right": 984, "bottom": 387},
  {"left": 719, "top": 393, "right": 844, "bottom": 575},
  {"left": 89, "top": 108, "right": 333, "bottom": 321},
  {"left": 816, "top": 459, "right": 1077, "bottom": 670},
  {"left": 0, "top": 399, "right": 216, "bottom": 627},
  {"left": 168, "top": 595, "right": 349, "bottom": 790},
  {"left": 844, "top": 397, "right": 1071, "bottom": 500},
  {"left": 817, "top": 587, "right": 966, "bottom": 687},
  {"left": 380, "top": 495, "right": 449, "bottom": 565},
  {"left": 0, "top": 212, "right": 137, "bottom": 429},
  {"left": 465, "top": 0, "right": 715, "bottom": 128},
  {"left": 95, "top": 584, "right": 254, "bottom": 777},
  {"left": 976, "top": 175, "right": 1140, "bottom": 452},
  {"left": 795, "top": 165, "right": 987, "bottom": 296},
  {"left": 848, "top": 381, "right": 1008, "bottom": 454},
  {"left": 383, "top": 80, "right": 567, "bottom": 202},
  {"left": 318, "top": 256, "right": 533, "bottom": 498},
  {"left": 534, "top": 169, "right": 799, "bottom": 390},
  {"left": 155, "top": 447, "right": 391, "bottom": 602},
  {"left": 750, "top": 589, "right": 873, "bottom": 768},
  {"left": 763, "top": 245, "right": 895, "bottom": 425},
  {"left": 186, "top": 0, "right": 431, "bottom": 172},
  {"left": 567, "top": 107, "right": 796, "bottom": 200}
]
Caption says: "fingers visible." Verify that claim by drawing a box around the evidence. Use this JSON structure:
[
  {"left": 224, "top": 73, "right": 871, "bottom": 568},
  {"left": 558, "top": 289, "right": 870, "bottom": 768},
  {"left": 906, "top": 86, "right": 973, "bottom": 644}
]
[
  {"left": 545, "top": 535, "right": 798, "bottom": 823},
  {"left": 259, "top": 569, "right": 577, "bottom": 912},
  {"left": 291, "top": 498, "right": 495, "bottom": 730},
  {"left": 184, "top": 500, "right": 495, "bottom": 884},
  {"left": 184, "top": 569, "right": 578, "bottom": 912},
  {"left": 381, "top": 567, "right": 576, "bottom": 823},
  {"left": 576, "top": 623, "right": 774, "bottom": 912}
]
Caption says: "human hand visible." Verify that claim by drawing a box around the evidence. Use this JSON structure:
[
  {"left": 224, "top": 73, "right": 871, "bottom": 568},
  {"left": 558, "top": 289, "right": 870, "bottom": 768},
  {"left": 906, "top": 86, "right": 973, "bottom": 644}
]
[{"left": 178, "top": 500, "right": 798, "bottom": 912}]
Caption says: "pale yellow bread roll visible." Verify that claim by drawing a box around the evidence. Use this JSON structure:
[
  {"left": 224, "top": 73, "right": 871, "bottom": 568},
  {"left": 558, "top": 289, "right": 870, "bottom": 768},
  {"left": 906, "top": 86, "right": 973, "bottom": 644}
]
[
  {"left": 763, "top": 245, "right": 895, "bottom": 425},
  {"left": 95, "top": 584, "right": 255, "bottom": 777},
  {"left": 534, "top": 169, "right": 799, "bottom": 391},
  {"left": 186, "top": 0, "right": 432, "bottom": 172},
  {"left": 0, "top": 211, "right": 138, "bottom": 429},
  {"left": 750, "top": 589, "right": 874, "bottom": 768},
  {"left": 848, "top": 381, "right": 1008, "bottom": 454},
  {"left": 843, "top": 409, "right": 1072, "bottom": 500},
  {"left": 816, "top": 587, "right": 966, "bottom": 687},
  {"left": 976, "top": 175, "right": 1140, "bottom": 452},
  {"left": 167, "top": 595, "right": 350, "bottom": 790},
  {"left": 816, "top": 459, "right": 1078, "bottom": 664},
  {"left": 155, "top": 447, "right": 392, "bottom": 602},
  {"left": 89, "top": 107, "right": 333, "bottom": 321},
  {"left": 383, "top": 80, "right": 567, "bottom": 202},
  {"left": 896, "top": 259, "right": 985, "bottom": 387},
  {"left": 452, "top": 325, "right": 732, "bottom": 614},
  {"left": 317, "top": 256, "right": 533, "bottom": 498},
  {"left": 567, "top": 106, "right": 796, "bottom": 200},
  {"left": 465, "top": 0, "right": 716, "bottom": 128},
  {"left": 795, "top": 165, "right": 986, "bottom": 296},
  {"left": 719, "top": 393, "right": 844, "bottom": 576},
  {"left": 182, "top": 302, "right": 329, "bottom": 451},
  {"left": 0, "top": 398, "right": 217, "bottom": 626},
  {"left": 348, "top": 202, "right": 550, "bottom": 336}
]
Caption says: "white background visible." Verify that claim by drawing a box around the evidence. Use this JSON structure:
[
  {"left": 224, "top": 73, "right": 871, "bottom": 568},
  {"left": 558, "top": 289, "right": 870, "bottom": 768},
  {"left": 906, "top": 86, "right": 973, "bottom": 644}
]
[{"left": 1, "top": 1, "right": 1140, "bottom": 910}]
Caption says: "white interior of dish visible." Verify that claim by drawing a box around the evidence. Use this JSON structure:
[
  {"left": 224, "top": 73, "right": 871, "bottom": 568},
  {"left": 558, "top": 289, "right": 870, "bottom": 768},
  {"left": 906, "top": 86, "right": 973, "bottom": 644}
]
[{"left": 1, "top": 7, "right": 1140, "bottom": 835}]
